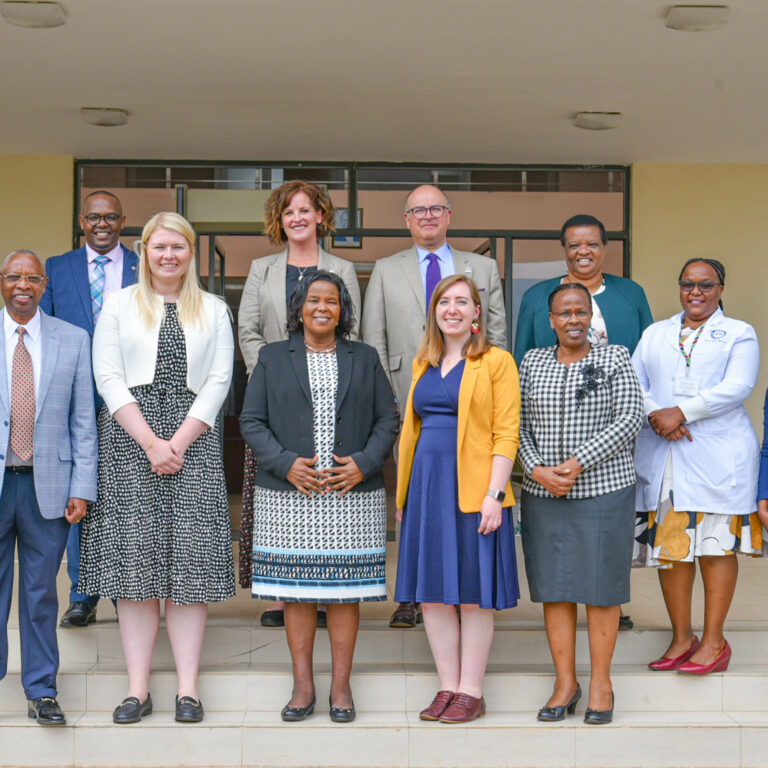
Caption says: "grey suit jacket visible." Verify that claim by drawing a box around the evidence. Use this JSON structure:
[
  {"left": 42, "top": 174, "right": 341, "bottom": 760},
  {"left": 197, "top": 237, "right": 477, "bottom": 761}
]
[
  {"left": 238, "top": 248, "right": 362, "bottom": 376},
  {"left": 0, "top": 310, "right": 97, "bottom": 518},
  {"left": 360, "top": 245, "right": 507, "bottom": 410}
]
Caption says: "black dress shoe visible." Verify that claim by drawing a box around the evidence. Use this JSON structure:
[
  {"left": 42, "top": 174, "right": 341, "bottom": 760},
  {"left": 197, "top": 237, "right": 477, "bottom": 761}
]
[
  {"left": 584, "top": 692, "right": 614, "bottom": 725},
  {"left": 260, "top": 609, "right": 284, "bottom": 627},
  {"left": 619, "top": 613, "right": 634, "bottom": 631},
  {"left": 28, "top": 697, "right": 66, "bottom": 725},
  {"left": 281, "top": 694, "right": 316, "bottom": 722},
  {"left": 329, "top": 694, "right": 356, "bottom": 723},
  {"left": 113, "top": 694, "right": 153, "bottom": 724},
  {"left": 175, "top": 695, "right": 204, "bottom": 723},
  {"left": 60, "top": 601, "right": 97, "bottom": 628},
  {"left": 388, "top": 602, "right": 423, "bottom": 628},
  {"left": 537, "top": 684, "right": 581, "bottom": 722},
  {"left": 317, "top": 609, "right": 327, "bottom": 628}
]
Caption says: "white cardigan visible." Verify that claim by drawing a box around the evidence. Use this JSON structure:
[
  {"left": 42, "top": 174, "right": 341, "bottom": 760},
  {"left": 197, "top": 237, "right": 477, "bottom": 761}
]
[{"left": 93, "top": 286, "right": 234, "bottom": 427}]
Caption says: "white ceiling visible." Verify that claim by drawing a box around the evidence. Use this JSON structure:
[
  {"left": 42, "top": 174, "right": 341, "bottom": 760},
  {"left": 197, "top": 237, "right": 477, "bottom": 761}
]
[{"left": 2, "top": 0, "right": 767, "bottom": 164}]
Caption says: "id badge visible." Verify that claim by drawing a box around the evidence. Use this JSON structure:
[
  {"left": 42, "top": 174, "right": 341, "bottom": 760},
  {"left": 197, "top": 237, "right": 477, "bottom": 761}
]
[{"left": 673, "top": 373, "right": 699, "bottom": 396}]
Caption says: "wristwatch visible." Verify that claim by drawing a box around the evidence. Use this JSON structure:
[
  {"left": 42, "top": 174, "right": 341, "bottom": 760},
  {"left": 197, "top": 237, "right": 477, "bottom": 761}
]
[{"left": 486, "top": 489, "right": 506, "bottom": 502}]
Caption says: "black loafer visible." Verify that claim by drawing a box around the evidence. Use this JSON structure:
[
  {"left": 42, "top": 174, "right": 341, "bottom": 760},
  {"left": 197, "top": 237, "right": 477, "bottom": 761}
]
[
  {"left": 537, "top": 684, "right": 581, "bottom": 722},
  {"left": 317, "top": 609, "right": 327, "bottom": 628},
  {"left": 28, "top": 697, "right": 66, "bottom": 725},
  {"left": 584, "top": 692, "right": 614, "bottom": 725},
  {"left": 329, "top": 694, "right": 356, "bottom": 723},
  {"left": 619, "top": 613, "right": 634, "bottom": 631},
  {"left": 60, "top": 601, "right": 97, "bottom": 628},
  {"left": 113, "top": 694, "right": 153, "bottom": 724},
  {"left": 260, "top": 609, "right": 284, "bottom": 627},
  {"left": 175, "top": 695, "right": 204, "bottom": 723},
  {"left": 281, "top": 694, "right": 316, "bottom": 722}
]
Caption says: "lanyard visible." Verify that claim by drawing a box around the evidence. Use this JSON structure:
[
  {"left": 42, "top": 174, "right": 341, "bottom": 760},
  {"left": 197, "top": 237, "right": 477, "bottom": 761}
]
[{"left": 678, "top": 324, "right": 705, "bottom": 369}]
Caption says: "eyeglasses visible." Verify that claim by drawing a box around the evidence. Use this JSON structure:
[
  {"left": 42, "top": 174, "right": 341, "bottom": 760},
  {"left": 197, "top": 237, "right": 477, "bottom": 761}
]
[
  {"left": 678, "top": 280, "right": 722, "bottom": 293},
  {"left": 1, "top": 273, "right": 45, "bottom": 285},
  {"left": 83, "top": 213, "right": 122, "bottom": 226},
  {"left": 553, "top": 310, "right": 590, "bottom": 320},
  {"left": 406, "top": 205, "right": 450, "bottom": 219}
]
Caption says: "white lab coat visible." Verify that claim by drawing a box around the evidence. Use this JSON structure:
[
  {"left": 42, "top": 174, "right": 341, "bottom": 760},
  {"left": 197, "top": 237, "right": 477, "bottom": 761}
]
[{"left": 632, "top": 309, "right": 759, "bottom": 515}]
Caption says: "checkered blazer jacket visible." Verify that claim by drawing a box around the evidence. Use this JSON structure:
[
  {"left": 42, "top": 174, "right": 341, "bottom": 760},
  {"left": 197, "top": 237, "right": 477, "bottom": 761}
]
[{"left": 518, "top": 344, "right": 643, "bottom": 499}]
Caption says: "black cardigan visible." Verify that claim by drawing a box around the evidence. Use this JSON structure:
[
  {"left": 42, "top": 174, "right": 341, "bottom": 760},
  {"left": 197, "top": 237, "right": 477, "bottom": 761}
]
[{"left": 240, "top": 334, "right": 399, "bottom": 492}]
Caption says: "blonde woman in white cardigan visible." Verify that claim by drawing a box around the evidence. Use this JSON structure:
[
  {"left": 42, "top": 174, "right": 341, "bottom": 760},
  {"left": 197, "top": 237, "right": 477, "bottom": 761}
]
[{"left": 80, "top": 212, "right": 234, "bottom": 725}]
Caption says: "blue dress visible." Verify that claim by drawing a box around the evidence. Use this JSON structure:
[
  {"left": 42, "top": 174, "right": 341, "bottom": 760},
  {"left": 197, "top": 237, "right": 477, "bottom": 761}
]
[{"left": 394, "top": 361, "right": 520, "bottom": 610}]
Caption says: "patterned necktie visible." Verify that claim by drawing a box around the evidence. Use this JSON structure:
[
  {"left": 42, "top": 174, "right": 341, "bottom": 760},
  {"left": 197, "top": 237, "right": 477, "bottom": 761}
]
[
  {"left": 425, "top": 252, "right": 441, "bottom": 308},
  {"left": 10, "top": 327, "right": 34, "bottom": 461},
  {"left": 90, "top": 254, "right": 110, "bottom": 323}
]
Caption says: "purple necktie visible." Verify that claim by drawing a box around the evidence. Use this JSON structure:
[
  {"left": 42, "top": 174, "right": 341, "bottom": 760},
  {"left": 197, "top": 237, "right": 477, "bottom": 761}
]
[{"left": 425, "top": 252, "right": 441, "bottom": 308}]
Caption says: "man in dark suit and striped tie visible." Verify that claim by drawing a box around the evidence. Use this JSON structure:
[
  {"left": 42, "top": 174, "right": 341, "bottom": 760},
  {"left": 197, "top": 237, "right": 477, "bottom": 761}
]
[{"left": 39, "top": 190, "right": 138, "bottom": 628}]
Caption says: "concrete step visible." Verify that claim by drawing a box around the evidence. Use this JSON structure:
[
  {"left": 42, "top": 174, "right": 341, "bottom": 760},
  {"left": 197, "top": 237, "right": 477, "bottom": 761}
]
[{"left": 0, "top": 710, "right": 766, "bottom": 768}]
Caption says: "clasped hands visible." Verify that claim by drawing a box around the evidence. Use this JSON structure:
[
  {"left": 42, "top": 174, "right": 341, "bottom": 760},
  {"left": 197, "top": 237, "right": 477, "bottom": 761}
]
[
  {"left": 145, "top": 437, "right": 185, "bottom": 475},
  {"left": 531, "top": 456, "right": 583, "bottom": 497},
  {"left": 287, "top": 454, "right": 363, "bottom": 497},
  {"left": 648, "top": 406, "right": 692, "bottom": 442}
]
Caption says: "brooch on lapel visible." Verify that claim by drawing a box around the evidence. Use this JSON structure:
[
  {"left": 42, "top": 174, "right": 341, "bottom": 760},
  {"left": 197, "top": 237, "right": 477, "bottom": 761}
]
[{"left": 575, "top": 363, "right": 607, "bottom": 407}]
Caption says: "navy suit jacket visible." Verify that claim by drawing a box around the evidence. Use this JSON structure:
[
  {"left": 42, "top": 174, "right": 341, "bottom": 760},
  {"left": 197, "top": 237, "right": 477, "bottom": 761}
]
[
  {"left": 39, "top": 245, "right": 139, "bottom": 337},
  {"left": 39, "top": 245, "right": 138, "bottom": 411}
]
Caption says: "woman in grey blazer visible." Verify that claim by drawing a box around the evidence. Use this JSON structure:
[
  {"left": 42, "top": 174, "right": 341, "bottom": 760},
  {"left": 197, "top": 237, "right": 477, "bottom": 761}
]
[{"left": 237, "top": 181, "right": 361, "bottom": 626}]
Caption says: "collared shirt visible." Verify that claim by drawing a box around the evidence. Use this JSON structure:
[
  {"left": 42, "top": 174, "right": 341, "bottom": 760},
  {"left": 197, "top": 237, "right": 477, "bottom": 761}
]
[
  {"left": 416, "top": 242, "right": 455, "bottom": 294},
  {"left": 86, "top": 242, "right": 124, "bottom": 301},
  {"left": 3, "top": 307, "right": 42, "bottom": 466}
]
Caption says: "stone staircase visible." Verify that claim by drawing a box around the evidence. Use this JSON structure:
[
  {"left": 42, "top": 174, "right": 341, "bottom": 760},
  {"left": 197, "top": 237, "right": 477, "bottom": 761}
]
[{"left": 2, "top": 621, "right": 768, "bottom": 768}]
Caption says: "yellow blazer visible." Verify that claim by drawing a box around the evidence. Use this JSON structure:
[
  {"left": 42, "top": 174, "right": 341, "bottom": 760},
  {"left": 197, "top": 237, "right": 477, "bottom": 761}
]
[{"left": 396, "top": 346, "right": 520, "bottom": 513}]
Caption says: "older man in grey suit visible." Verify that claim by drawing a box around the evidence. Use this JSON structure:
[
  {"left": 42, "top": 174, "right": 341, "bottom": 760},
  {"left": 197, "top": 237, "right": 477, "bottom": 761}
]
[
  {"left": 0, "top": 250, "right": 97, "bottom": 725},
  {"left": 361, "top": 185, "right": 507, "bottom": 628}
]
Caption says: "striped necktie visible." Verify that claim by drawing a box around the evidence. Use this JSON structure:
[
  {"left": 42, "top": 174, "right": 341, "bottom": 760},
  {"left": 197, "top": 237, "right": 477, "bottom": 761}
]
[{"left": 90, "top": 254, "right": 110, "bottom": 323}]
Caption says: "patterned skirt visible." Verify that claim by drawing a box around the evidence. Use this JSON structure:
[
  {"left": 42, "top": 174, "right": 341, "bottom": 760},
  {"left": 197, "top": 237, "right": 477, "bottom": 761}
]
[
  {"left": 634, "top": 455, "right": 767, "bottom": 566},
  {"left": 252, "top": 486, "right": 387, "bottom": 603}
]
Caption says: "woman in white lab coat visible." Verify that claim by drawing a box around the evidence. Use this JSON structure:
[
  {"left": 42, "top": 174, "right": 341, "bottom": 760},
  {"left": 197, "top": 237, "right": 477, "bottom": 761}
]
[{"left": 632, "top": 258, "right": 763, "bottom": 675}]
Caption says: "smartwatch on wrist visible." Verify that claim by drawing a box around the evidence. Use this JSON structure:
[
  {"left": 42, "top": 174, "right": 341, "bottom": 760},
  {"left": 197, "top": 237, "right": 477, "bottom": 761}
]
[{"left": 486, "top": 489, "right": 506, "bottom": 502}]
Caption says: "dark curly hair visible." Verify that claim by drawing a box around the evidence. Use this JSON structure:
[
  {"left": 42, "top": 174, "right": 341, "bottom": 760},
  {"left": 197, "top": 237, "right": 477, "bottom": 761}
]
[
  {"left": 263, "top": 180, "right": 335, "bottom": 245},
  {"left": 286, "top": 270, "right": 356, "bottom": 338},
  {"left": 560, "top": 214, "right": 607, "bottom": 245}
]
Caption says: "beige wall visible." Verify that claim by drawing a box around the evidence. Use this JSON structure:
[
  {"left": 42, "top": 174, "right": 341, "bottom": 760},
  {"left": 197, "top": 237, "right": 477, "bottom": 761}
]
[
  {"left": 632, "top": 163, "right": 768, "bottom": 426},
  {"left": 0, "top": 156, "right": 74, "bottom": 262}
]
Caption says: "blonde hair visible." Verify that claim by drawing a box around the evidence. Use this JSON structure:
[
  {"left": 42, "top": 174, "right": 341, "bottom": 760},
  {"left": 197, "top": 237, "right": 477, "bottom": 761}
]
[
  {"left": 134, "top": 212, "right": 206, "bottom": 329},
  {"left": 415, "top": 274, "right": 491, "bottom": 367}
]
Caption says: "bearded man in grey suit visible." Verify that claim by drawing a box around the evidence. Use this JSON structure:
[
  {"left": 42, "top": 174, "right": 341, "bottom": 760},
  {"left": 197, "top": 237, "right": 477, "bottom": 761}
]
[{"left": 361, "top": 185, "right": 507, "bottom": 628}]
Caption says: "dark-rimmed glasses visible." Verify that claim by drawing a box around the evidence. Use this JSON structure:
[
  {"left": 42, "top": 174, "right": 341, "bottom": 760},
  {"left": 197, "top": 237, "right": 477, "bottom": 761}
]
[
  {"left": 83, "top": 213, "right": 122, "bottom": 226},
  {"left": 678, "top": 280, "right": 722, "bottom": 293},
  {"left": 406, "top": 205, "right": 450, "bottom": 219}
]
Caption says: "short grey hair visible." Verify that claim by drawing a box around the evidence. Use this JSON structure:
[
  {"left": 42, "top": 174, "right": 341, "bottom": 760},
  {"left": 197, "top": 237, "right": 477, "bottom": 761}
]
[
  {"left": 1, "top": 249, "right": 42, "bottom": 273},
  {"left": 404, "top": 186, "right": 451, "bottom": 213}
]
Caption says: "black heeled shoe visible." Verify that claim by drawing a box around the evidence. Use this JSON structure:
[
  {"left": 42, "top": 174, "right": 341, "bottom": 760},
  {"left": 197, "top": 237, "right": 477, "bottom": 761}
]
[
  {"left": 281, "top": 694, "right": 316, "bottom": 722},
  {"left": 584, "top": 692, "right": 614, "bottom": 725},
  {"left": 329, "top": 694, "right": 356, "bottom": 723},
  {"left": 537, "top": 684, "right": 581, "bottom": 722}
]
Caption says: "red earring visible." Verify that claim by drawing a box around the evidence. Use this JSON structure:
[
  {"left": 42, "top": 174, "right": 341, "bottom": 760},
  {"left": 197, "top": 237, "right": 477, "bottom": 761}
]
[{"left": 470, "top": 320, "right": 480, "bottom": 334}]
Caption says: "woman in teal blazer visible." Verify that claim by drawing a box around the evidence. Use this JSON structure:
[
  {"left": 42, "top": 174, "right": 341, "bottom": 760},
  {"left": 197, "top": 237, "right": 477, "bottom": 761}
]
[{"left": 513, "top": 215, "right": 652, "bottom": 364}]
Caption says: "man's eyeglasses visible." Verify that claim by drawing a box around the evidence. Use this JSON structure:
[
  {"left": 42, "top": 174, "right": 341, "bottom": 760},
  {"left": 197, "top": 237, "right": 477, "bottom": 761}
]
[
  {"left": 1, "top": 273, "right": 45, "bottom": 285},
  {"left": 678, "top": 280, "right": 722, "bottom": 293},
  {"left": 406, "top": 205, "right": 450, "bottom": 219},
  {"left": 83, "top": 213, "right": 121, "bottom": 226}
]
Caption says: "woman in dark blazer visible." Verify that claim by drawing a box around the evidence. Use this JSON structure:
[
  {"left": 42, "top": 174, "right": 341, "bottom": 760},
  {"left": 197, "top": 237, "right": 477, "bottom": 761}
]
[{"left": 240, "top": 271, "right": 398, "bottom": 723}]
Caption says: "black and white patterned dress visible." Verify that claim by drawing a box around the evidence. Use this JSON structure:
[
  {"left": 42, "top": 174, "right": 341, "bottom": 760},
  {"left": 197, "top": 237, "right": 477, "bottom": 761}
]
[
  {"left": 251, "top": 350, "right": 387, "bottom": 603},
  {"left": 79, "top": 303, "right": 235, "bottom": 605}
]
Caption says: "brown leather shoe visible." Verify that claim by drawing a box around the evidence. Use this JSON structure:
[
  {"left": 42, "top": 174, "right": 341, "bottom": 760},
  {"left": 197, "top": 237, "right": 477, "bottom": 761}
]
[
  {"left": 419, "top": 690, "right": 455, "bottom": 721},
  {"left": 439, "top": 693, "right": 486, "bottom": 723},
  {"left": 389, "top": 602, "right": 423, "bottom": 628}
]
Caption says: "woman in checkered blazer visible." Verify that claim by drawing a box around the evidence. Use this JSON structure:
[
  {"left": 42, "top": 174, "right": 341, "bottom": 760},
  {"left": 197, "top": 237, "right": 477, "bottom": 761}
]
[{"left": 518, "top": 283, "right": 643, "bottom": 725}]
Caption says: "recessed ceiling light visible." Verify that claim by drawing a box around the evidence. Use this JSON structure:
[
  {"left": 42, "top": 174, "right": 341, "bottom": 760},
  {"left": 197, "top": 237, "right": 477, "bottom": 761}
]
[
  {"left": 665, "top": 5, "right": 729, "bottom": 32},
  {"left": 573, "top": 112, "right": 622, "bottom": 131},
  {"left": 0, "top": 1, "right": 65, "bottom": 28},
  {"left": 81, "top": 108, "right": 128, "bottom": 127}
]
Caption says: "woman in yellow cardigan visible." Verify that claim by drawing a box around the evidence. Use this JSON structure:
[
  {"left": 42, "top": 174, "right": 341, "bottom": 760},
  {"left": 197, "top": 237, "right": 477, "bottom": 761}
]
[{"left": 395, "top": 274, "right": 521, "bottom": 724}]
